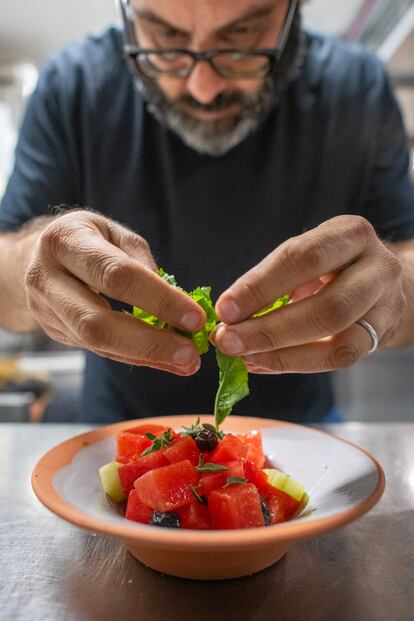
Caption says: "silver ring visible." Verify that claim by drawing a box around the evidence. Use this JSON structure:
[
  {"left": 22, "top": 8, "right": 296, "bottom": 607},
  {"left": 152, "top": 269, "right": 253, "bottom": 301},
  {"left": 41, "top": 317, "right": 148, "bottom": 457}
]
[{"left": 355, "top": 319, "right": 379, "bottom": 354}]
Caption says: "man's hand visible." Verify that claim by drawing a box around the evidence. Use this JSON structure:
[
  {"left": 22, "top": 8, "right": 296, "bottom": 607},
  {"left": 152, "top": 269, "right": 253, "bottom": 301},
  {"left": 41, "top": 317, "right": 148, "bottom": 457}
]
[
  {"left": 25, "top": 211, "right": 205, "bottom": 375},
  {"left": 213, "top": 215, "right": 407, "bottom": 374}
]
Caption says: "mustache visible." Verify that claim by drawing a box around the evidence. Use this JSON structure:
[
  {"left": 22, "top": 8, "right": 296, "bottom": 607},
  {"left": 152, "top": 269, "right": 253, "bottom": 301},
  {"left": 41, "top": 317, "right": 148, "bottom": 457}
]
[{"left": 176, "top": 90, "right": 249, "bottom": 113}]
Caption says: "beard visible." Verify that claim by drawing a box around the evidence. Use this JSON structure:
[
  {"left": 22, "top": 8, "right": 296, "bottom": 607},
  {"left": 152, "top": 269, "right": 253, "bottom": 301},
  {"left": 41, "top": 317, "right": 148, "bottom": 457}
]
[{"left": 132, "top": 11, "right": 307, "bottom": 156}]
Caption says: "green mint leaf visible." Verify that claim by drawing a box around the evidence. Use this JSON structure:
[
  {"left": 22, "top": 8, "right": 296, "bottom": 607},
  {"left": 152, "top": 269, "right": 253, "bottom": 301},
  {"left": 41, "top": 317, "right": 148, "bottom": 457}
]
[
  {"left": 196, "top": 462, "right": 230, "bottom": 473},
  {"left": 132, "top": 305, "right": 166, "bottom": 328},
  {"left": 224, "top": 477, "right": 247, "bottom": 488},
  {"left": 190, "top": 484, "right": 208, "bottom": 505},
  {"left": 214, "top": 349, "right": 249, "bottom": 429},
  {"left": 187, "top": 286, "right": 218, "bottom": 354},
  {"left": 157, "top": 267, "right": 180, "bottom": 288},
  {"left": 253, "top": 294, "right": 290, "bottom": 318}
]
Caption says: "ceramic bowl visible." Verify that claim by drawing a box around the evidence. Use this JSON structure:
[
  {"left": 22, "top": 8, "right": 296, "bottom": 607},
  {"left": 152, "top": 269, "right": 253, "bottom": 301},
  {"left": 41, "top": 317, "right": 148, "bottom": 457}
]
[{"left": 32, "top": 415, "right": 385, "bottom": 580}]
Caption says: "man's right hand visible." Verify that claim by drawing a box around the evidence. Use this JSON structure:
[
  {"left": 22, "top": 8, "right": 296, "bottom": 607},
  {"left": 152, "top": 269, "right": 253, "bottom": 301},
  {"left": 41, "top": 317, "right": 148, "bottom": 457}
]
[{"left": 24, "top": 210, "right": 205, "bottom": 375}]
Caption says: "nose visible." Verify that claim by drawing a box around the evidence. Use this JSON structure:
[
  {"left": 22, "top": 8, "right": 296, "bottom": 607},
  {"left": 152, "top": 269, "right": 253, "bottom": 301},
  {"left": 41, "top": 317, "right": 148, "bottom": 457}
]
[{"left": 185, "top": 60, "right": 227, "bottom": 104}]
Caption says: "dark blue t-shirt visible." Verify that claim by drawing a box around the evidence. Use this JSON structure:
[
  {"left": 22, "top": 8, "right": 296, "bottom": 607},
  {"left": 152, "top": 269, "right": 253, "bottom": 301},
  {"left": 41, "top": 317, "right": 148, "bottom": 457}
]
[{"left": 1, "top": 28, "right": 414, "bottom": 423}]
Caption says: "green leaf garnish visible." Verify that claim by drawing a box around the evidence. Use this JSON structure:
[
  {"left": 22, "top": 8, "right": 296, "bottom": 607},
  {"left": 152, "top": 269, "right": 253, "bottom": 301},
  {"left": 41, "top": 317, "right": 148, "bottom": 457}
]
[
  {"left": 196, "top": 463, "right": 230, "bottom": 473},
  {"left": 187, "top": 286, "right": 218, "bottom": 354},
  {"left": 190, "top": 483, "right": 208, "bottom": 505},
  {"left": 181, "top": 417, "right": 204, "bottom": 438},
  {"left": 253, "top": 294, "right": 290, "bottom": 318},
  {"left": 141, "top": 429, "right": 174, "bottom": 456},
  {"left": 224, "top": 477, "right": 247, "bottom": 488},
  {"left": 214, "top": 349, "right": 249, "bottom": 429},
  {"left": 195, "top": 453, "right": 229, "bottom": 473}
]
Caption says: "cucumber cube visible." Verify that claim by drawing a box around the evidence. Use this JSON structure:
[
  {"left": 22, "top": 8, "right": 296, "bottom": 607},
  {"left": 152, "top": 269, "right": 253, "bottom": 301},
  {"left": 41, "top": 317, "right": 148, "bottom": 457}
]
[{"left": 99, "top": 461, "right": 126, "bottom": 503}]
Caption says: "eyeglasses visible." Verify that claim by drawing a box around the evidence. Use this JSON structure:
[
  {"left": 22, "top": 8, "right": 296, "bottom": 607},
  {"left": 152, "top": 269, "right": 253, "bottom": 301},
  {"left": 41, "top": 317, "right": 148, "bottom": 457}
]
[{"left": 120, "top": 0, "right": 298, "bottom": 80}]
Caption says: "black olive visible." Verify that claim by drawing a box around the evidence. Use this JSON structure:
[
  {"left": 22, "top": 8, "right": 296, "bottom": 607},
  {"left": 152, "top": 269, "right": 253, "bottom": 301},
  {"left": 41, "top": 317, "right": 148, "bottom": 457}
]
[
  {"left": 202, "top": 423, "right": 217, "bottom": 433},
  {"left": 195, "top": 427, "right": 219, "bottom": 452},
  {"left": 260, "top": 497, "right": 271, "bottom": 526},
  {"left": 150, "top": 511, "right": 181, "bottom": 528}
]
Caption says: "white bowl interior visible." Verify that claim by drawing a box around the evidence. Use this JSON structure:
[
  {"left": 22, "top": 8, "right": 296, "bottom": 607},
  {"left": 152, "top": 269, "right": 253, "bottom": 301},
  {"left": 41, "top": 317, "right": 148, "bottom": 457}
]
[{"left": 53, "top": 425, "right": 380, "bottom": 532}]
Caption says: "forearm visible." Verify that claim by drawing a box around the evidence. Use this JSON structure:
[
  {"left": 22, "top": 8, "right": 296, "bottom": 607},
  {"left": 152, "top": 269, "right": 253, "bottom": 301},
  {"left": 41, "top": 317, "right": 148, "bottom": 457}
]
[
  {"left": 0, "top": 216, "right": 54, "bottom": 332},
  {"left": 385, "top": 244, "right": 414, "bottom": 348}
]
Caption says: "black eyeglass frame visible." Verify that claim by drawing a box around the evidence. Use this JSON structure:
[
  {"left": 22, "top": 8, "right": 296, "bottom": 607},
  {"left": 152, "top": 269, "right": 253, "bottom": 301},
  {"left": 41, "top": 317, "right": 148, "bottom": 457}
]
[{"left": 119, "top": 0, "right": 299, "bottom": 80}]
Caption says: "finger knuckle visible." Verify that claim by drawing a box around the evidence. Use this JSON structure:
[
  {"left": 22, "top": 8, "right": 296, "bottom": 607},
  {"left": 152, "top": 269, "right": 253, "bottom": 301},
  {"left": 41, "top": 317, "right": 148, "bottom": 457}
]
[
  {"left": 349, "top": 216, "right": 374, "bottom": 245},
  {"left": 24, "top": 261, "right": 47, "bottom": 295},
  {"left": 281, "top": 237, "right": 324, "bottom": 277},
  {"left": 317, "top": 294, "right": 353, "bottom": 333},
  {"left": 153, "top": 293, "right": 179, "bottom": 321},
  {"left": 139, "top": 338, "right": 166, "bottom": 364},
  {"left": 238, "top": 279, "right": 269, "bottom": 310},
  {"left": 39, "top": 221, "right": 73, "bottom": 258},
  {"left": 254, "top": 325, "right": 280, "bottom": 350},
  {"left": 77, "top": 311, "right": 108, "bottom": 348},
  {"left": 268, "top": 350, "right": 290, "bottom": 373},
  {"left": 331, "top": 342, "right": 361, "bottom": 369},
  {"left": 385, "top": 251, "right": 402, "bottom": 279},
  {"left": 100, "top": 259, "right": 132, "bottom": 298}
]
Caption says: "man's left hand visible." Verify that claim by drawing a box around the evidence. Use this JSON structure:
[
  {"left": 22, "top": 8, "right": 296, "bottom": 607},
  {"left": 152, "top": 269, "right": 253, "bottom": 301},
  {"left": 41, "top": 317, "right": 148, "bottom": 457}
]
[{"left": 213, "top": 215, "right": 407, "bottom": 374}]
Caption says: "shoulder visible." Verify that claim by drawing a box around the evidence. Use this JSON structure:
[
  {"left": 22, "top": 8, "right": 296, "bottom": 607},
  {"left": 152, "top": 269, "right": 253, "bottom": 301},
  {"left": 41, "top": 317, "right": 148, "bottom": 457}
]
[
  {"left": 302, "top": 30, "right": 388, "bottom": 101},
  {"left": 35, "top": 27, "right": 134, "bottom": 105}
]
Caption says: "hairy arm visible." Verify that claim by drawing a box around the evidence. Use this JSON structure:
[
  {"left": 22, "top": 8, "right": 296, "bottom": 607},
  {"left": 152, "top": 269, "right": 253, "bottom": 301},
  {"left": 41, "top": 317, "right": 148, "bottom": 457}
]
[
  {"left": 0, "top": 216, "right": 55, "bottom": 332},
  {"left": 385, "top": 238, "right": 414, "bottom": 348}
]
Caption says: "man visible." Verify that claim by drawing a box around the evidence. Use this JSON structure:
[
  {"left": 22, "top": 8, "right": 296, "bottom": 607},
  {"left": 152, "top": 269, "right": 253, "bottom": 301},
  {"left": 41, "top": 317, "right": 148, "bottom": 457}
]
[{"left": 0, "top": 0, "right": 413, "bottom": 424}]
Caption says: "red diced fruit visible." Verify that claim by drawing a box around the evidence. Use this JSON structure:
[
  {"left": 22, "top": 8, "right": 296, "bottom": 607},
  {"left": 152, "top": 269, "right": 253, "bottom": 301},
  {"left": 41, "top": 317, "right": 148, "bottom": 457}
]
[
  {"left": 243, "top": 460, "right": 269, "bottom": 493},
  {"left": 118, "top": 449, "right": 170, "bottom": 494},
  {"left": 178, "top": 501, "right": 212, "bottom": 530},
  {"left": 126, "top": 424, "right": 172, "bottom": 437},
  {"left": 116, "top": 431, "right": 152, "bottom": 464},
  {"left": 164, "top": 436, "right": 200, "bottom": 466},
  {"left": 125, "top": 489, "right": 153, "bottom": 524},
  {"left": 209, "top": 483, "right": 265, "bottom": 529},
  {"left": 209, "top": 434, "right": 248, "bottom": 463},
  {"left": 246, "top": 446, "right": 265, "bottom": 469},
  {"left": 264, "top": 487, "right": 301, "bottom": 524},
  {"left": 238, "top": 431, "right": 263, "bottom": 452},
  {"left": 199, "top": 460, "right": 245, "bottom": 496},
  {"left": 134, "top": 459, "right": 199, "bottom": 512}
]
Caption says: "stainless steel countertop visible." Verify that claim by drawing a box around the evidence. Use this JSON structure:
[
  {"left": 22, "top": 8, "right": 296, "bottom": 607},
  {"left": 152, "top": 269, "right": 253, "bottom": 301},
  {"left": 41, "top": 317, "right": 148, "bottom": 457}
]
[{"left": 1, "top": 422, "right": 413, "bottom": 621}]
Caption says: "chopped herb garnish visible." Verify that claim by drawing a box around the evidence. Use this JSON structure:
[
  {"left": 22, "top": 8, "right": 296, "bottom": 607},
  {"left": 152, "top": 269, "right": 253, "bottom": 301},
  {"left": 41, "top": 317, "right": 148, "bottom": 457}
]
[
  {"left": 195, "top": 453, "right": 229, "bottom": 474},
  {"left": 181, "top": 417, "right": 204, "bottom": 438},
  {"left": 190, "top": 483, "right": 208, "bottom": 505},
  {"left": 141, "top": 429, "right": 174, "bottom": 456},
  {"left": 224, "top": 477, "right": 247, "bottom": 488}
]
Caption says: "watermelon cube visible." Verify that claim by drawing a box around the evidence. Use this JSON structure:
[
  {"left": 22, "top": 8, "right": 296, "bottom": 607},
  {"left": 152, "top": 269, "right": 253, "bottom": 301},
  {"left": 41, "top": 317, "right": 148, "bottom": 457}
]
[
  {"left": 134, "top": 459, "right": 199, "bottom": 512},
  {"left": 118, "top": 449, "right": 170, "bottom": 494},
  {"left": 125, "top": 489, "right": 153, "bottom": 524},
  {"left": 208, "top": 483, "right": 265, "bottom": 529}
]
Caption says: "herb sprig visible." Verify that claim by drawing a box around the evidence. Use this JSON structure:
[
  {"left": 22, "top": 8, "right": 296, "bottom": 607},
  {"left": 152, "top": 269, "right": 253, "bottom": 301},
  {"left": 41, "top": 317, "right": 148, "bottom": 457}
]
[
  {"left": 195, "top": 453, "right": 229, "bottom": 474},
  {"left": 141, "top": 429, "right": 174, "bottom": 456}
]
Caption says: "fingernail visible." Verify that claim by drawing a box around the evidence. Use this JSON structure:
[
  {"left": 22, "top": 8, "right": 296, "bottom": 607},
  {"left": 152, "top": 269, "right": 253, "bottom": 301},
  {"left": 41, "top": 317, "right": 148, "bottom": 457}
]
[
  {"left": 216, "top": 327, "right": 244, "bottom": 355},
  {"left": 218, "top": 298, "right": 241, "bottom": 323},
  {"left": 180, "top": 311, "right": 202, "bottom": 332},
  {"left": 173, "top": 345, "right": 196, "bottom": 367}
]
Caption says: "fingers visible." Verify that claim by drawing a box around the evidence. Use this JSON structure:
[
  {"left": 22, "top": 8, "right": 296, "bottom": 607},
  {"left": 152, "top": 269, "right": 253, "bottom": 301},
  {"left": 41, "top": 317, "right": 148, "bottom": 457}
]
[
  {"left": 28, "top": 268, "right": 201, "bottom": 375},
  {"left": 244, "top": 306, "right": 391, "bottom": 374},
  {"left": 37, "top": 217, "right": 206, "bottom": 333},
  {"left": 213, "top": 256, "right": 390, "bottom": 356},
  {"left": 216, "top": 216, "right": 378, "bottom": 324}
]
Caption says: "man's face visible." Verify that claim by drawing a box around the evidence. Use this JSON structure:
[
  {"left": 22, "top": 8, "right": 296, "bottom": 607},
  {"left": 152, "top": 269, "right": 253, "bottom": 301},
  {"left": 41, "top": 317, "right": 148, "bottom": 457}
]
[{"left": 130, "top": 0, "right": 298, "bottom": 155}]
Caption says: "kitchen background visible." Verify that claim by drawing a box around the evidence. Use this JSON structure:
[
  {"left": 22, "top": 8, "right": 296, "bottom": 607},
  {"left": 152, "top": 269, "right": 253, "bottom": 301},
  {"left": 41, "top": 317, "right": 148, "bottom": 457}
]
[{"left": 0, "top": 0, "right": 413, "bottom": 422}]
